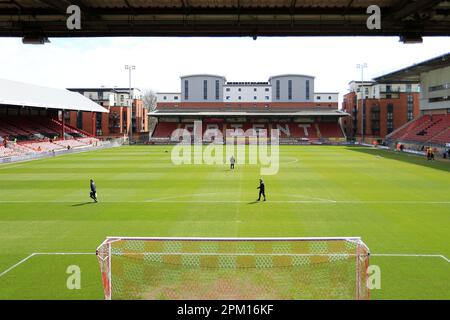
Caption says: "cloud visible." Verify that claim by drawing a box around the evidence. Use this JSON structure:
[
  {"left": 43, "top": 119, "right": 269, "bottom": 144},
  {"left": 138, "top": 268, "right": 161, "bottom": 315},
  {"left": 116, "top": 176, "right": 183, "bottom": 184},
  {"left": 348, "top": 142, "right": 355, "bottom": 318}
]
[{"left": 1, "top": 36, "right": 449, "bottom": 103}]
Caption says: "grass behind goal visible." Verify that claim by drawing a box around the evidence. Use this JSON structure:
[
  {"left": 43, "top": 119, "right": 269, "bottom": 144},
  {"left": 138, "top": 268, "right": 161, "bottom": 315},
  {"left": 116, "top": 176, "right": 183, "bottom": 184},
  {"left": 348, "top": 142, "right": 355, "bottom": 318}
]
[
  {"left": 97, "top": 237, "right": 370, "bottom": 300},
  {"left": 0, "top": 146, "right": 448, "bottom": 299}
]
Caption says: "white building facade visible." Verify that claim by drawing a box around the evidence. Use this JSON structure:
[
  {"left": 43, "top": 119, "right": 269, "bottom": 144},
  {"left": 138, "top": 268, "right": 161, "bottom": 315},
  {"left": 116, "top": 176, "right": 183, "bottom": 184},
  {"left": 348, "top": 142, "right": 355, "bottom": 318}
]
[{"left": 157, "top": 74, "right": 338, "bottom": 106}]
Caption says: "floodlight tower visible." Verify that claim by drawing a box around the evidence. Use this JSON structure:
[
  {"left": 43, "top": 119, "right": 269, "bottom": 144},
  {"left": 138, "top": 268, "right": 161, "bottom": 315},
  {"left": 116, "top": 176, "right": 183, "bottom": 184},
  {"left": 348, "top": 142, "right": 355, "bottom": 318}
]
[
  {"left": 357, "top": 63, "right": 368, "bottom": 143},
  {"left": 125, "top": 65, "right": 136, "bottom": 142}
]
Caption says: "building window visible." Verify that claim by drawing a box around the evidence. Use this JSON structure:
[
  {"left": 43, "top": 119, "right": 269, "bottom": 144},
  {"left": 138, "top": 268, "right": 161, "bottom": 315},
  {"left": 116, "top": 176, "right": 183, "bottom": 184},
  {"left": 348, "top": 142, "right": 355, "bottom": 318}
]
[
  {"left": 238, "top": 88, "right": 242, "bottom": 92},
  {"left": 76, "top": 111, "right": 83, "bottom": 130},
  {"left": 387, "top": 103, "right": 394, "bottom": 134},
  {"left": 429, "top": 83, "right": 450, "bottom": 92},
  {"left": 406, "top": 84, "right": 412, "bottom": 92},
  {"left": 254, "top": 96, "right": 257, "bottom": 100},
  {"left": 184, "top": 80, "right": 189, "bottom": 100},
  {"left": 305, "top": 80, "right": 310, "bottom": 100},
  {"left": 407, "top": 94, "right": 414, "bottom": 121},
  {"left": 174, "top": 96, "right": 179, "bottom": 100},
  {"left": 238, "top": 96, "right": 242, "bottom": 100},
  {"left": 288, "top": 80, "right": 292, "bottom": 100},
  {"left": 265, "top": 88, "right": 269, "bottom": 92},
  {"left": 316, "top": 96, "right": 321, "bottom": 100},
  {"left": 265, "top": 96, "right": 270, "bottom": 100},
  {"left": 329, "top": 96, "right": 332, "bottom": 100},
  {"left": 276, "top": 80, "right": 280, "bottom": 100},
  {"left": 254, "top": 88, "right": 257, "bottom": 92},
  {"left": 429, "top": 96, "right": 450, "bottom": 103},
  {"left": 215, "top": 80, "right": 220, "bottom": 100},
  {"left": 371, "top": 105, "right": 380, "bottom": 136},
  {"left": 203, "top": 80, "right": 208, "bottom": 100},
  {"left": 163, "top": 96, "right": 167, "bottom": 100},
  {"left": 96, "top": 112, "right": 102, "bottom": 132},
  {"left": 226, "top": 88, "right": 230, "bottom": 92},
  {"left": 226, "top": 96, "right": 230, "bottom": 100}
]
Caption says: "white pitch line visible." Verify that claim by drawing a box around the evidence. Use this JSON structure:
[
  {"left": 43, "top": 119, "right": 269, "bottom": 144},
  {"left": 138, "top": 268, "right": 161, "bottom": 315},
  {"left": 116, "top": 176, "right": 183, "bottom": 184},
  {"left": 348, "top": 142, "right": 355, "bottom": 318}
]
[
  {"left": 0, "top": 253, "right": 36, "bottom": 278},
  {"left": 144, "top": 200, "right": 336, "bottom": 203},
  {"left": 0, "top": 252, "right": 95, "bottom": 278},
  {"left": 0, "top": 200, "right": 450, "bottom": 204},
  {"left": 33, "top": 252, "right": 94, "bottom": 255},
  {"left": 0, "top": 200, "right": 448, "bottom": 204},
  {"left": 372, "top": 253, "right": 450, "bottom": 263},
  {"left": 145, "top": 192, "right": 223, "bottom": 202},
  {"left": 0, "top": 251, "right": 447, "bottom": 280}
]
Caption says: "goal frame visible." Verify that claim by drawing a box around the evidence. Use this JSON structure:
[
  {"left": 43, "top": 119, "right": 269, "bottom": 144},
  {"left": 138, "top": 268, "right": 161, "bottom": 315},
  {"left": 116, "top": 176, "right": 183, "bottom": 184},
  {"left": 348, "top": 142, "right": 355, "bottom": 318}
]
[{"left": 96, "top": 236, "right": 370, "bottom": 300}]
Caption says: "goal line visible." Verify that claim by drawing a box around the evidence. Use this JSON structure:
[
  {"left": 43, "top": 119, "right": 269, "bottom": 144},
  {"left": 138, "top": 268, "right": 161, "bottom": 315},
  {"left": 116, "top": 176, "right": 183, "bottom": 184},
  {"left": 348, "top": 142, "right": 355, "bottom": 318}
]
[{"left": 0, "top": 250, "right": 448, "bottom": 280}]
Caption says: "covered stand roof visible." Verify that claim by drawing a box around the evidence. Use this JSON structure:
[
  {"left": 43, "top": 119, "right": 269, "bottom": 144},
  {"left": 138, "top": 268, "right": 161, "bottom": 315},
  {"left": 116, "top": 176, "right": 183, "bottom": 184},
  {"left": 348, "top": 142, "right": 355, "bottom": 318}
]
[
  {"left": 373, "top": 52, "right": 450, "bottom": 82},
  {"left": 0, "top": 79, "right": 109, "bottom": 113},
  {"left": 0, "top": 1, "right": 449, "bottom": 39},
  {"left": 149, "top": 109, "right": 348, "bottom": 117}
]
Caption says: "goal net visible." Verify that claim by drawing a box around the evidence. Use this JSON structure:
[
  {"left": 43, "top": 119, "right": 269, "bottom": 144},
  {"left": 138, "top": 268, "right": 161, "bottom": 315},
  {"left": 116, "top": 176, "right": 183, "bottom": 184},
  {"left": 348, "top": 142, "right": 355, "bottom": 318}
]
[{"left": 96, "top": 237, "right": 370, "bottom": 300}]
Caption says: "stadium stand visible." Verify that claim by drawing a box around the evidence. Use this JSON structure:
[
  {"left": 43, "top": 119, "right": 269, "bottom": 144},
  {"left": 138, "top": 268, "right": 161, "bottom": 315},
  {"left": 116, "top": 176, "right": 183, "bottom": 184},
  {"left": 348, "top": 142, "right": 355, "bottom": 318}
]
[
  {"left": 386, "top": 114, "right": 450, "bottom": 146},
  {"left": 0, "top": 146, "right": 22, "bottom": 157},
  {"left": 0, "top": 79, "right": 110, "bottom": 160},
  {"left": 0, "top": 116, "right": 101, "bottom": 158},
  {"left": 151, "top": 121, "right": 344, "bottom": 141},
  {"left": 150, "top": 74, "right": 348, "bottom": 145},
  {"left": 53, "top": 139, "right": 87, "bottom": 149},
  {"left": 0, "top": 116, "right": 89, "bottom": 141},
  {"left": 151, "top": 122, "right": 179, "bottom": 138},
  {"left": 21, "top": 141, "right": 66, "bottom": 152}
]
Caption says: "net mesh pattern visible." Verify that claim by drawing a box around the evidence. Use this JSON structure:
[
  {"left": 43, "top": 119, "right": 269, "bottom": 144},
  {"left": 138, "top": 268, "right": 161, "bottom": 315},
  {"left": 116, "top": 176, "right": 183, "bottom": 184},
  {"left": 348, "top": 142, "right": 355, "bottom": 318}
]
[{"left": 97, "top": 238, "right": 370, "bottom": 300}]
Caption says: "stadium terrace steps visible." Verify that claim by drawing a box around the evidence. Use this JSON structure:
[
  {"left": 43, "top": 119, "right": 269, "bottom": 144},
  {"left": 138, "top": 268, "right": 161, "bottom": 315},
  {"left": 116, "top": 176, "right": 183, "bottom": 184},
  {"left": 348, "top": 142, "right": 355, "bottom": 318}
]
[
  {"left": 53, "top": 139, "right": 89, "bottom": 149},
  {"left": 21, "top": 141, "right": 65, "bottom": 152},
  {"left": 152, "top": 122, "right": 179, "bottom": 138},
  {"left": 0, "top": 146, "right": 22, "bottom": 157},
  {"left": 0, "top": 137, "right": 101, "bottom": 158},
  {"left": 387, "top": 114, "right": 450, "bottom": 146},
  {"left": 51, "top": 119, "right": 93, "bottom": 138},
  {"left": 0, "top": 115, "right": 102, "bottom": 158},
  {"left": 0, "top": 118, "right": 32, "bottom": 137},
  {"left": 0, "top": 116, "right": 93, "bottom": 141},
  {"left": 386, "top": 116, "right": 422, "bottom": 142},
  {"left": 77, "top": 137, "right": 101, "bottom": 145},
  {"left": 151, "top": 121, "right": 344, "bottom": 140}
]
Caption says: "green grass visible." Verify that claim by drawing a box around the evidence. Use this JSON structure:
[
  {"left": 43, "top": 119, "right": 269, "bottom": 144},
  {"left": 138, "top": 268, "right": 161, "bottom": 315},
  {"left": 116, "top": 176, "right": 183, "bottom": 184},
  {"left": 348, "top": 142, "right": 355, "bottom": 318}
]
[{"left": 0, "top": 145, "right": 449, "bottom": 300}]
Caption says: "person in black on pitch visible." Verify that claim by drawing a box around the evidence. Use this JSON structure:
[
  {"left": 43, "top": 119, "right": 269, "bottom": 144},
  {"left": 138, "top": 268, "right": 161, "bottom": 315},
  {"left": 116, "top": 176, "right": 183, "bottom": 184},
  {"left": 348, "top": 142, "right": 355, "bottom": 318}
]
[
  {"left": 90, "top": 179, "right": 98, "bottom": 203},
  {"left": 257, "top": 179, "right": 266, "bottom": 201}
]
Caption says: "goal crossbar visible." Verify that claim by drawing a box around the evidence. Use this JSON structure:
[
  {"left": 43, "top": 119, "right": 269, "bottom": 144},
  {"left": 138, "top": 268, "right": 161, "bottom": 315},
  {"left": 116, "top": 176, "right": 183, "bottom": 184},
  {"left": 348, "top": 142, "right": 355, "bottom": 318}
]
[{"left": 96, "top": 236, "right": 370, "bottom": 300}]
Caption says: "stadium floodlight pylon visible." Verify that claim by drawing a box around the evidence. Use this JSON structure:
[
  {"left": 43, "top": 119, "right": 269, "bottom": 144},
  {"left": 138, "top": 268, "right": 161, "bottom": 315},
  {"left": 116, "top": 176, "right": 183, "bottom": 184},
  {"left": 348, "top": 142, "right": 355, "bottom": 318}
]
[{"left": 96, "top": 237, "right": 370, "bottom": 300}]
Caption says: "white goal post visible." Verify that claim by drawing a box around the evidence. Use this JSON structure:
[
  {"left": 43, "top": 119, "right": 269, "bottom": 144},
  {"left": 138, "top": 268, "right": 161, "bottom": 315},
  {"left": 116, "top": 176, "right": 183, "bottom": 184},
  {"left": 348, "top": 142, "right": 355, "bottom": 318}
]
[{"left": 96, "top": 236, "right": 370, "bottom": 300}]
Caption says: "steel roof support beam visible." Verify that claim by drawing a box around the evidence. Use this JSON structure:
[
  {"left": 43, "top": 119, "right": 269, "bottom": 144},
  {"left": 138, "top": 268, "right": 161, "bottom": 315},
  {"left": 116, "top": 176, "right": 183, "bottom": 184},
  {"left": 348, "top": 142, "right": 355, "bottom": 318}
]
[{"left": 386, "top": 0, "right": 442, "bottom": 21}]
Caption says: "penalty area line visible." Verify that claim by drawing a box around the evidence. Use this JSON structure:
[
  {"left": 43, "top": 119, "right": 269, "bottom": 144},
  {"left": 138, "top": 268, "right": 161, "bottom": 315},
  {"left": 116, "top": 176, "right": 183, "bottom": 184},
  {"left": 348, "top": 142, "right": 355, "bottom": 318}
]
[
  {"left": 0, "top": 253, "right": 36, "bottom": 278},
  {"left": 0, "top": 252, "right": 94, "bottom": 279}
]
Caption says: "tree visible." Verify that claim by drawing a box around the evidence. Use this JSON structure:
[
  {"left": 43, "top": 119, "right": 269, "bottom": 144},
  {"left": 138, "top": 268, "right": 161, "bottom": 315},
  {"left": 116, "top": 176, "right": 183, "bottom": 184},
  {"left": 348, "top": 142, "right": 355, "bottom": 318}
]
[
  {"left": 142, "top": 89, "right": 157, "bottom": 111},
  {"left": 141, "top": 89, "right": 158, "bottom": 135}
]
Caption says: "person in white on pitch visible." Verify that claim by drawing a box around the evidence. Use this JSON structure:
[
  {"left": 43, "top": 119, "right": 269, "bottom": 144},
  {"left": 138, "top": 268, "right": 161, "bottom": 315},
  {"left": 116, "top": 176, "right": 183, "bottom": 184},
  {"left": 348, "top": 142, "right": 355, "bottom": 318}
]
[{"left": 230, "top": 155, "right": 236, "bottom": 170}]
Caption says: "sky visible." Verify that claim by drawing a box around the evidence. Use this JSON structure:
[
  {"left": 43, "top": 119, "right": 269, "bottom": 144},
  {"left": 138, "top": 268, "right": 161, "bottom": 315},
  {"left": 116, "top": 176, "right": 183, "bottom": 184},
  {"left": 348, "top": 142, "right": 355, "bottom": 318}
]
[{"left": 1, "top": 36, "right": 449, "bottom": 102}]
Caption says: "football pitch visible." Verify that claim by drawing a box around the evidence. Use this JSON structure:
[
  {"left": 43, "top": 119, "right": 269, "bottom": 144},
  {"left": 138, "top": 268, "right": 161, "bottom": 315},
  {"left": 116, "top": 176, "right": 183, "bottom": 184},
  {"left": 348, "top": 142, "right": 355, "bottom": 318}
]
[{"left": 0, "top": 145, "right": 449, "bottom": 300}]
